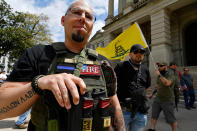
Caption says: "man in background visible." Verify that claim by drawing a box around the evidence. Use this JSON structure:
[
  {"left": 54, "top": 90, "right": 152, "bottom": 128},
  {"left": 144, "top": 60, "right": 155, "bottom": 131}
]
[
  {"left": 169, "top": 62, "right": 181, "bottom": 111},
  {"left": 148, "top": 62, "right": 177, "bottom": 131},
  {"left": 181, "top": 67, "right": 196, "bottom": 110},
  {"left": 115, "top": 44, "right": 151, "bottom": 131}
]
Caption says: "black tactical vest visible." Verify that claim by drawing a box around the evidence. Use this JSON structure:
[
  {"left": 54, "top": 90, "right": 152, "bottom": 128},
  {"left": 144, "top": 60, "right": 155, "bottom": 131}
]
[{"left": 30, "top": 42, "right": 110, "bottom": 131}]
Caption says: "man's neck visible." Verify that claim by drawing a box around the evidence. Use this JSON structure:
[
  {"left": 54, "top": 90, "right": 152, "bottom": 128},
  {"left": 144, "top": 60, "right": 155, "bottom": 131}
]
[
  {"left": 129, "top": 59, "right": 141, "bottom": 69},
  {"left": 64, "top": 41, "right": 86, "bottom": 53}
]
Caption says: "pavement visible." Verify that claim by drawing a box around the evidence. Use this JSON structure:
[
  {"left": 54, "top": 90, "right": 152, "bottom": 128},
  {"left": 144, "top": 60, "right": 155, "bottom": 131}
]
[
  {"left": 144, "top": 101, "right": 197, "bottom": 131},
  {"left": 0, "top": 101, "right": 197, "bottom": 131},
  {"left": 0, "top": 113, "right": 30, "bottom": 131},
  {"left": 0, "top": 117, "right": 26, "bottom": 131}
]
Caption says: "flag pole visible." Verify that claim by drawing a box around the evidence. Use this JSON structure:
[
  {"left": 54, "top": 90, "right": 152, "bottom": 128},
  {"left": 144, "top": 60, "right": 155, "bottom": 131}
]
[
  {"left": 146, "top": 46, "right": 157, "bottom": 70},
  {"left": 135, "top": 22, "right": 157, "bottom": 70}
]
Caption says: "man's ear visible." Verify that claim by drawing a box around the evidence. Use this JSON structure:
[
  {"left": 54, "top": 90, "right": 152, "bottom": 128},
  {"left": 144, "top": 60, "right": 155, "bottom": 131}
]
[
  {"left": 61, "top": 16, "right": 65, "bottom": 26},
  {"left": 129, "top": 52, "right": 132, "bottom": 58}
]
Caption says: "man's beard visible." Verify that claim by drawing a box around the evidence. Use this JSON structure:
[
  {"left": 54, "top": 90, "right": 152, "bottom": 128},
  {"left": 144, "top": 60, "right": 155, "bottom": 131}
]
[
  {"left": 72, "top": 31, "right": 84, "bottom": 43},
  {"left": 134, "top": 57, "right": 143, "bottom": 64}
]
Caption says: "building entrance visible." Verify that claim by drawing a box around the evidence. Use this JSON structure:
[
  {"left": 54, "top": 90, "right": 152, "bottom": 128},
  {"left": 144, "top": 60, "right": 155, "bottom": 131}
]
[{"left": 185, "top": 22, "right": 197, "bottom": 66}]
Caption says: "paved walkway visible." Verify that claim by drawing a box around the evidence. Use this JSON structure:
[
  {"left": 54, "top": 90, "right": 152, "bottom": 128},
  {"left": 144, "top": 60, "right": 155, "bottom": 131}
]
[
  {"left": 0, "top": 117, "right": 26, "bottom": 131},
  {"left": 145, "top": 103, "right": 197, "bottom": 131},
  {"left": 144, "top": 98, "right": 197, "bottom": 131},
  {"left": 0, "top": 102, "right": 196, "bottom": 131}
]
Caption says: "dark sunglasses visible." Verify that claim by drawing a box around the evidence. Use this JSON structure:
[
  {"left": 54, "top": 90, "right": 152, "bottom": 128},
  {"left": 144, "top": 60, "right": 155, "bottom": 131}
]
[
  {"left": 133, "top": 49, "right": 145, "bottom": 54},
  {"left": 158, "top": 65, "right": 165, "bottom": 67}
]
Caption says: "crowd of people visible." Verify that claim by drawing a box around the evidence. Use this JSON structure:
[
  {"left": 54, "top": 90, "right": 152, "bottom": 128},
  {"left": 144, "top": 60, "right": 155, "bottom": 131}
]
[
  {"left": 147, "top": 62, "right": 196, "bottom": 131},
  {"left": 0, "top": 0, "right": 196, "bottom": 131}
]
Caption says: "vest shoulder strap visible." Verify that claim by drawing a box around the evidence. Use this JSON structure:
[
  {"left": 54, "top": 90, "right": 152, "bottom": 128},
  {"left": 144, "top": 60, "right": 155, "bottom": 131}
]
[
  {"left": 52, "top": 42, "right": 98, "bottom": 59},
  {"left": 52, "top": 42, "right": 67, "bottom": 54},
  {"left": 86, "top": 48, "right": 98, "bottom": 60}
]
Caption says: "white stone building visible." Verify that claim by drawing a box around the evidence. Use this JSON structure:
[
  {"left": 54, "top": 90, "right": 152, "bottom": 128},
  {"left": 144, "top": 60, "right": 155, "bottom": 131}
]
[{"left": 89, "top": 0, "right": 197, "bottom": 74}]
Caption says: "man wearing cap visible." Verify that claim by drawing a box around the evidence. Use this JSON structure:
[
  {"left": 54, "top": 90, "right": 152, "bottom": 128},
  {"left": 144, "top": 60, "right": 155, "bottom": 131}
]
[
  {"left": 148, "top": 62, "right": 177, "bottom": 131},
  {"left": 114, "top": 44, "right": 151, "bottom": 131}
]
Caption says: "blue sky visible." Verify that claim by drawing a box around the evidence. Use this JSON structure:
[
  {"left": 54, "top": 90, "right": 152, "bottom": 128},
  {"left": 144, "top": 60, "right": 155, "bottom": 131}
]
[{"left": 5, "top": 0, "right": 118, "bottom": 42}]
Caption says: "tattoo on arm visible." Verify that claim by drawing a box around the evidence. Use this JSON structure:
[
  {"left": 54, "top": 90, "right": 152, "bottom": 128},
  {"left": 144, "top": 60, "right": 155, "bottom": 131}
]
[
  {"left": 0, "top": 89, "right": 35, "bottom": 115},
  {"left": 109, "top": 103, "right": 125, "bottom": 131}
]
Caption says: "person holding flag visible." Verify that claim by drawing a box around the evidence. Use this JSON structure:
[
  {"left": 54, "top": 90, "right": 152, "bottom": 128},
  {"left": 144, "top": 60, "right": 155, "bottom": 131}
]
[
  {"left": 114, "top": 44, "right": 151, "bottom": 131},
  {"left": 148, "top": 62, "right": 177, "bottom": 131}
]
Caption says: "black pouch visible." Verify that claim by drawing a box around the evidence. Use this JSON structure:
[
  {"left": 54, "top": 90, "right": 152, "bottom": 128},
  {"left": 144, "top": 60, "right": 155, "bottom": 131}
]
[{"left": 44, "top": 88, "right": 83, "bottom": 131}]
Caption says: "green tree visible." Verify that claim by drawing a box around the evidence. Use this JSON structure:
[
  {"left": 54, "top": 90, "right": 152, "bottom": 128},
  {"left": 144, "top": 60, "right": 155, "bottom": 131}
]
[{"left": 0, "top": 0, "right": 52, "bottom": 60}]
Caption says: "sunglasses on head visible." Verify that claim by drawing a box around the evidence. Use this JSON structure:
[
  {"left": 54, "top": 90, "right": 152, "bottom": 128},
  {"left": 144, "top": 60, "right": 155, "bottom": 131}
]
[{"left": 133, "top": 49, "right": 145, "bottom": 54}]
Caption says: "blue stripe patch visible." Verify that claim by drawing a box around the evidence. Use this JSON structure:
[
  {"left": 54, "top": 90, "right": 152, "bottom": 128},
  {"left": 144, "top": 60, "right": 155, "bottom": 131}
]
[{"left": 57, "top": 66, "right": 75, "bottom": 70}]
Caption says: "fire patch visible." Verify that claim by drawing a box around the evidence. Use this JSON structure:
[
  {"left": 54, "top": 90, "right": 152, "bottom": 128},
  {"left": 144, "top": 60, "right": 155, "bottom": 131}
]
[{"left": 80, "top": 65, "right": 101, "bottom": 76}]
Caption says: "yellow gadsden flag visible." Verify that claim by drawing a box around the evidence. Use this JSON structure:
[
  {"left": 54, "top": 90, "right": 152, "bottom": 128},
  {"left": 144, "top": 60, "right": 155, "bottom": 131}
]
[{"left": 96, "top": 22, "right": 148, "bottom": 61}]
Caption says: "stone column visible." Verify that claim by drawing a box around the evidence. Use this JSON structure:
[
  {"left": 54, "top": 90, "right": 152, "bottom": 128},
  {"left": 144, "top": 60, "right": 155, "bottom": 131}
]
[
  {"left": 103, "top": 33, "right": 114, "bottom": 47},
  {"left": 108, "top": 0, "right": 114, "bottom": 17},
  {"left": 123, "top": 0, "right": 133, "bottom": 15},
  {"left": 118, "top": 0, "right": 123, "bottom": 14},
  {"left": 126, "top": 0, "right": 132, "bottom": 4},
  {"left": 171, "top": 14, "right": 183, "bottom": 66},
  {"left": 149, "top": 9, "right": 172, "bottom": 73},
  {"left": 105, "top": 0, "right": 114, "bottom": 25}
]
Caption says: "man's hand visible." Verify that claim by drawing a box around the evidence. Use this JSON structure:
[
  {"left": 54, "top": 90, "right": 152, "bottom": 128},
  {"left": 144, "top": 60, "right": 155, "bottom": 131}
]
[
  {"left": 184, "top": 85, "right": 188, "bottom": 91},
  {"left": 37, "top": 73, "right": 86, "bottom": 109},
  {"left": 148, "top": 93, "right": 153, "bottom": 99},
  {"left": 155, "top": 70, "right": 160, "bottom": 76}
]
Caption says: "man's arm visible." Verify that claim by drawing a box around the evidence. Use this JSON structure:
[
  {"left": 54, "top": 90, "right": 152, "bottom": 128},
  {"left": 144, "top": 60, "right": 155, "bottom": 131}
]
[
  {"left": 148, "top": 85, "right": 158, "bottom": 99},
  {"left": 109, "top": 94, "right": 125, "bottom": 131},
  {"left": 0, "top": 82, "right": 38, "bottom": 120},
  {"left": 0, "top": 73, "right": 86, "bottom": 120},
  {"left": 155, "top": 70, "right": 172, "bottom": 86},
  {"left": 100, "top": 60, "right": 125, "bottom": 131},
  {"left": 159, "top": 76, "right": 172, "bottom": 86}
]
